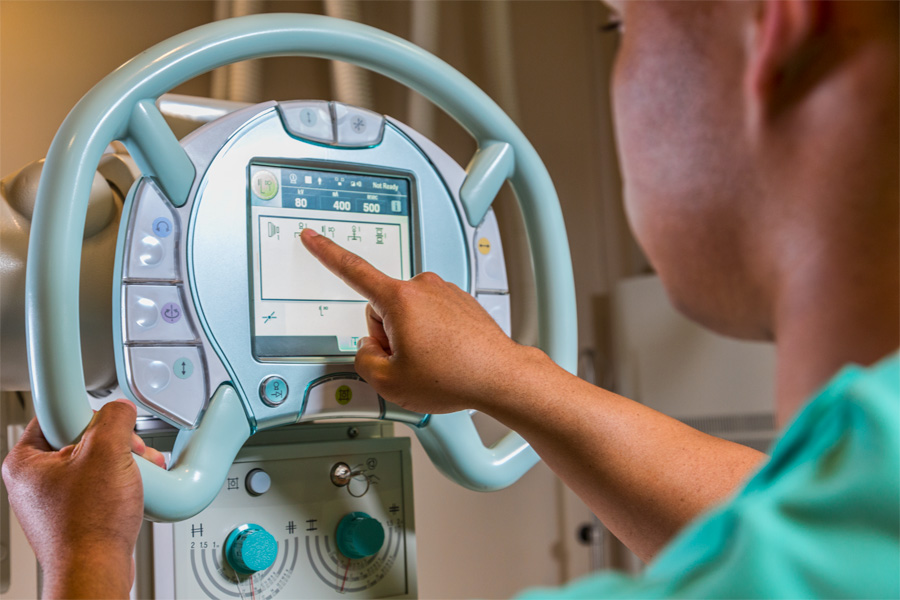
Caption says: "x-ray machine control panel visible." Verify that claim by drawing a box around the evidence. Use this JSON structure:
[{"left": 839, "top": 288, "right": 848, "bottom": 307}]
[
  {"left": 113, "top": 99, "right": 511, "bottom": 599},
  {"left": 114, "top": 100, "right": 510, "bottom": 432},
  {"left": 144, "top": 423, "right": 415, "bottom": 599}
]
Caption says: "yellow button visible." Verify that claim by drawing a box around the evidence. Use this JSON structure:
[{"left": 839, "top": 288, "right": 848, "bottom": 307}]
[
  {"left": 477, "top": 237, "right": 491, "bottom": 255},
  {"left": 335, "top": 385, "right": 353, "bottom": 405}
]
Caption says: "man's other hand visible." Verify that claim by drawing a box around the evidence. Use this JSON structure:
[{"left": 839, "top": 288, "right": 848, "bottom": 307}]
[{"left": 1, "top": 400, "right": 166, "bottom": 598}]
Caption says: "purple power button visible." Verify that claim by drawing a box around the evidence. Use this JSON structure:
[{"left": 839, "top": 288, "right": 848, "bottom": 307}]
[{"left": 161, "top": 302, "right": 182, "bottom": 324}]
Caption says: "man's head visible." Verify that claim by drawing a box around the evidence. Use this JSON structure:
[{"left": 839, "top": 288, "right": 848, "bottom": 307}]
[{"left": 604, "top": 1, "right": 899, "bottom": 342}]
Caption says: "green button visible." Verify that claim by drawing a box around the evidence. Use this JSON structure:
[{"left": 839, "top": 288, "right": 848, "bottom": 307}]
[
  {"left": 252, "top": 170, "right": 279, "bottom": 200},
  {"left": 335, "top": 385, "right": 353, "bottom": 405},
  {"left": 173, "top": 357, "right": 193, "bottom": 379}
]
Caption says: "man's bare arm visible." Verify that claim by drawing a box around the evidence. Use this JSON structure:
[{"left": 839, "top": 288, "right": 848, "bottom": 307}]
[{"left": 301, "top": 228, "right": 766, "bottom": 561}]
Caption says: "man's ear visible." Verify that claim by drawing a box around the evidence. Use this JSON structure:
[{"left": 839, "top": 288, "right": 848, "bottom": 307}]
[{"left": 747, "top": 0, "right": 830, "bottom": 119}]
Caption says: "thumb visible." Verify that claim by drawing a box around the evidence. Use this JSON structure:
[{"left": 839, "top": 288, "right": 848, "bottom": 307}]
[
  {"left": 77, "top": 400, "right": 138, "bottom": 458},
  {"left": 355, "top": 337, "right": 392, "bottom": 389}
]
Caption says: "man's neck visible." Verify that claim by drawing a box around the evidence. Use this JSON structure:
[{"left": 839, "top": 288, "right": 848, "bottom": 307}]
[
  {"left": 772, "top": 230, "right": 899, "bottom": 426},
  {"left": 761, "top": 29, "right": 899, "bottom": 427}
]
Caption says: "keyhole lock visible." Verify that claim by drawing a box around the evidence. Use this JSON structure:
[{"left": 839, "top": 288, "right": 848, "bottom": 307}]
[{"left": 330, "top": 462, "right": 371, "bottom": 497}]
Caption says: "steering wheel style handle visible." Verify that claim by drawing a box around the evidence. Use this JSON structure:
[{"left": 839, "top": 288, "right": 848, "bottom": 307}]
[{"left": 27, "top": 14, "right": 577, "bottom": 521}]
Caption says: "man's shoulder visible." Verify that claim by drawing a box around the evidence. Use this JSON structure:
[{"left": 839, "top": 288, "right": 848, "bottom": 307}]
[
  {"left": 747, "top": 349, "right": 899, "bottom": 498},
  {"left": 646, "top": 351, "right": 900, "bottom": 597},
  {"left": 845, "top": 349, "right": 900, "bottom": 421},
  {"left": 765, "top": 349, "right": 898, "bottom": 475}
]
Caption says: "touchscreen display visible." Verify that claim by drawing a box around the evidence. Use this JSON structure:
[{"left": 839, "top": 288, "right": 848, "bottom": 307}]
[{"left": 249, "top": 163, "right": 413, "bottom": 357}]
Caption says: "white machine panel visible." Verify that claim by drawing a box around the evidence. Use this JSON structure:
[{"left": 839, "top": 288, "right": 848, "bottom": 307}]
[
  {"left": 473, "top": 210, "right": 508, "bottom": 293},
  {"left": 472, "top": 210, "right": 511, "bottom": 336},
  {"left": 155, "top": 434, "right": 416, "bottom": 599}
]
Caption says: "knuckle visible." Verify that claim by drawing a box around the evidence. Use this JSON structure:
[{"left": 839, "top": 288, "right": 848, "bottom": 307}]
[{"left": 414, "top": 271, "right": 442, "bottom": 285}]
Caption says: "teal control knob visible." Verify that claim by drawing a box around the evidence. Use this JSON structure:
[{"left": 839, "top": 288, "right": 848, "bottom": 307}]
[
  {"left": 224, "top": 523, "right": 277, "bottom": 575},
  {"left": 336, "top": 512, "right": 385, "bottom": 559}
]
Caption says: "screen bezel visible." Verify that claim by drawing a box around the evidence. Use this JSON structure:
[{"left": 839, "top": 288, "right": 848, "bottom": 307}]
[{"left": 247, "top": 158, "right": 420, "bottom": 363}]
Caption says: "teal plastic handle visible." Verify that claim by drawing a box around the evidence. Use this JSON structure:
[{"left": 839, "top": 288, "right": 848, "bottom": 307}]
[
  {"left": 26, "top": 13, "right": 576, "bottom": 520},
  {"left": 416, "top": 412, "right": 539, "bottom": 491},
  {"left": 141, "top": 385, "right": 250, "bottom": 522}
]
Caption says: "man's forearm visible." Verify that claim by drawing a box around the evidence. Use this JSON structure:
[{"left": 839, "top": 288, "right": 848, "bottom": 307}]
[{"left": 480, "top": 346, "right": 767, "bottom": 562}]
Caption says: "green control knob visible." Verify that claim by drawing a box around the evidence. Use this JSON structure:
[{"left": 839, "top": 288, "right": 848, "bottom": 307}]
[
  {"left": 336, "top": 512, "right": 385, "bottom": 559},
  {"left": 224, "top": 523, "right": 278, "bottom": 575}
]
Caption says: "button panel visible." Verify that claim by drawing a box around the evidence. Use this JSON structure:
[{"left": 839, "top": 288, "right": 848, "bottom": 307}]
[
  {"left": 126, "top": 184, "right": 179, "bottom": 281},
  {"left": 122, "top": 179, "right": 210, "bottom": 428},
  {"left": 278, "top": 101, "right": 334, "bottom": 144},
  {"left": 127, "top": 346, "right": 207, "bottom": 427},
  {"left": 300, "top": 376, "right": 383, "bottom": 421},
  {"left": 277, "top": 101, "right": 387, "bottom": 147},
  {"left": 124, "top": 284, "right": 198, "bottom": 342},
  {"left": 333, "top": 103, "right": 385, "bottom": 147},
  {"left": 474, "top": 210, "right": 508, "bottom": 292}
]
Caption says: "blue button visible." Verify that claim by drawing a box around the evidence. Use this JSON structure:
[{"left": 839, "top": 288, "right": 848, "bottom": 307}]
[
  {"left": 152, "top": 217, "right": 173, "bottom": 238},
  {"left": 260, "top": 376, "right": 288, "bottom": 406},
  {"left": 173, "top": 357, "right": 193, "bottom": 380}
]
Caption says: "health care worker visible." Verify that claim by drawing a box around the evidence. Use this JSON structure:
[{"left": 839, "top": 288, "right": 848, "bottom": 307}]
[{"left": 3, "top": 0, "right": 899, "bottom": 598}]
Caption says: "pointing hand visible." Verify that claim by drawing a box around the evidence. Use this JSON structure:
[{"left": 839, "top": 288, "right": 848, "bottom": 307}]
[{"left": 300, "top": 228, "right": 538, "bottom": 414}]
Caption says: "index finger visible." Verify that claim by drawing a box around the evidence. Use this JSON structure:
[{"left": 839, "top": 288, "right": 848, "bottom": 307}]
[{"left": 299, "top": 228, "right": 397, "bottom": 303}]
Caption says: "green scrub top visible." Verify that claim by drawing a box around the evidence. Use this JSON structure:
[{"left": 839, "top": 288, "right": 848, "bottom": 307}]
[{"left": 520, "top": 351, "right": 899, "bottom": 599}]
